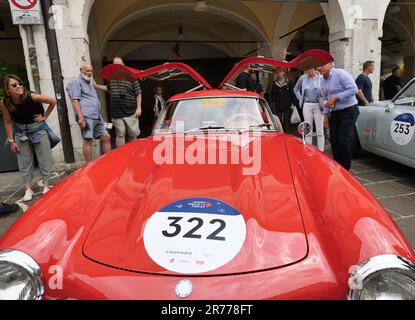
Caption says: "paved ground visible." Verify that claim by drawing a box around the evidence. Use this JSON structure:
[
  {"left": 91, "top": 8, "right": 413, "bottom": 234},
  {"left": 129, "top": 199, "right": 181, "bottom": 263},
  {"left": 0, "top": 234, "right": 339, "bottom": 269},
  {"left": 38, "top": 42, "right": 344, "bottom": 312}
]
[
  {"left": 1, "top": 139, "right": 415, "bottom": 249},
  {"left": 0, "top": 170, "right": 70, "bottom": 237},
  {"left": 350, "top": 150, "right": 415, "bottom": 247}
]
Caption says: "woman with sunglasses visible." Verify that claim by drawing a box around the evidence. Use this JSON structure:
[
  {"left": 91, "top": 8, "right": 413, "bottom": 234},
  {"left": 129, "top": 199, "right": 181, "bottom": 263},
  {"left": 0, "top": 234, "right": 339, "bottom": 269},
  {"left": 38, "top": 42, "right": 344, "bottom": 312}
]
[{"left": 1, "top": 74, "right": 58, "bottom": 201}]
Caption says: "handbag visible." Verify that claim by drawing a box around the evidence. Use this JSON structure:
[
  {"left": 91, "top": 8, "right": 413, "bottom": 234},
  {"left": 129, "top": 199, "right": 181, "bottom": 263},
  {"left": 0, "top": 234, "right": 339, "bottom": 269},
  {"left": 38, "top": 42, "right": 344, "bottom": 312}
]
[
  {"left": 44, "top": 122, "right": 61, "bottom": 149},
  {"left": 290, "top": 106, "right": 301, "bottom": 124}
]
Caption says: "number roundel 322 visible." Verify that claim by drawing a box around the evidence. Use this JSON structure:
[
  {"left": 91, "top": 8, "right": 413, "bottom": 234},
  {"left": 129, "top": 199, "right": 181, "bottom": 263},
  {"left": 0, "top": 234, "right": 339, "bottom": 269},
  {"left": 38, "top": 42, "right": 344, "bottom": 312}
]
[{"left": 143, "top": 198, "right": 246, "bottom": 274}]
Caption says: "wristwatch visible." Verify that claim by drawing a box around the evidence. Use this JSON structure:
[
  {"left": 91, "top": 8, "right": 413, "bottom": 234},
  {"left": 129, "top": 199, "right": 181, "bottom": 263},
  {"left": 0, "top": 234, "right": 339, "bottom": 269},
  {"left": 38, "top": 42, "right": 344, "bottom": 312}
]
[{"left": 7, "top": 138, "right": 15, "bottom": 143}]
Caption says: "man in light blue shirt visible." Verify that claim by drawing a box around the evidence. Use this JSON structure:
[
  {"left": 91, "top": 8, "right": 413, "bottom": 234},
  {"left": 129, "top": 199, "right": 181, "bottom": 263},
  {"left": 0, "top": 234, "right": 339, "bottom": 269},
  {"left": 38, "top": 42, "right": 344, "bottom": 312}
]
[
  {"left": 318, "top": 62, "right": 359, "bottom": 170},
  {"left": 66, "top": 63, "right": 111, "bottom": 162}
]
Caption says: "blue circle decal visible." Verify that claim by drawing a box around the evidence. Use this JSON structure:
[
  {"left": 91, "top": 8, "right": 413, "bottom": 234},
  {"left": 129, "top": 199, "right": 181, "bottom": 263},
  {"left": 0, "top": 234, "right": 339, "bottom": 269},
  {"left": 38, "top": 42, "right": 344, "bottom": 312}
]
[{"left": 391, "top": 113, "right": 415, "bottom": 146}]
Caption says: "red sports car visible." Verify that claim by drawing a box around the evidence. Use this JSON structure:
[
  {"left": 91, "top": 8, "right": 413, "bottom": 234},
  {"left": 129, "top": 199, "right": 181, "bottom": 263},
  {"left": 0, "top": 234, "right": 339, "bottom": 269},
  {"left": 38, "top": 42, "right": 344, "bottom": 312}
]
[{"left": 1, "top": 50, "right": 415, "bottom": 300}]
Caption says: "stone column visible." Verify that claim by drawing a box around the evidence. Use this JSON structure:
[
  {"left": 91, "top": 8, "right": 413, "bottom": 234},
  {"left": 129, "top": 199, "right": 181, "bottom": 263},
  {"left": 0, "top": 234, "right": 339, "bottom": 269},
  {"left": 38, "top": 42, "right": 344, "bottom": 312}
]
[
  {"left": 328, "top": 23, "right": 383, "bottom": 101},
  {"left": 16, "top": 1, "right": 90, "bottom": 168},
  {"left": 322, "top": 0, "right": 390, "bottom": 102},
  {"left": 19, "top": 22, "right": 68, "bottom": 167},
  {"left": 51, "top": 0, "right": 94, "bottom": 165}
]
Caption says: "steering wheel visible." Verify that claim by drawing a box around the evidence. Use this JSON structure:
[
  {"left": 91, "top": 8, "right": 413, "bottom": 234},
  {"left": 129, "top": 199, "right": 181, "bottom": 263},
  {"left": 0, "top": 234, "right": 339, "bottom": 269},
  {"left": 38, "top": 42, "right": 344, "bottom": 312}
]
[{"left": 224, "top": 113, "right": 262, "bottom": 128}]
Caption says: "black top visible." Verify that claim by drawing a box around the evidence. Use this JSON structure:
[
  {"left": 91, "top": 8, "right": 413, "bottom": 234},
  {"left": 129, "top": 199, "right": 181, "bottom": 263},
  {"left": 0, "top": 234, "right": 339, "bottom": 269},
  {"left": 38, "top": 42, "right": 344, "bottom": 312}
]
[
  {"left": 254, "top": 82, "right": 263, "bottom": 94},
  {"left": 235, "top": 72, "right": 255, "bottom": 91},
  {"left": 10, "top": 93, "right": 44, "bottom": 124},
  {"left": 107, "top": 80, "right": 141, "bottom": 119},
  {"left": 383, "top": 74, "right": 403, "bottom": 100},
  {"left": 355, "top": 74, "right": 373, "bottom": 105},
  {"left": 271, "top": 79, "right": 298, "bottom": 112}
]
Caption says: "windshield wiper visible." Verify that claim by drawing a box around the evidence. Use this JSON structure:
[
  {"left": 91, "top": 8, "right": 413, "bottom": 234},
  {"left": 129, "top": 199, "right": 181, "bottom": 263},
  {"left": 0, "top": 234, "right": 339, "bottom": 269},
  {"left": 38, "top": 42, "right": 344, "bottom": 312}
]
[
  {"left": 185, "top": 126, "right": 226, "bottom": 133},
  {"left": 186, "top": 124, "right": 273, "bottom": 134},
  {"left": 236, "top": 123, "right": 273, "bottom": 133},
  {"left": 249, "top": 123, "right": 272, "bottom": 128}
]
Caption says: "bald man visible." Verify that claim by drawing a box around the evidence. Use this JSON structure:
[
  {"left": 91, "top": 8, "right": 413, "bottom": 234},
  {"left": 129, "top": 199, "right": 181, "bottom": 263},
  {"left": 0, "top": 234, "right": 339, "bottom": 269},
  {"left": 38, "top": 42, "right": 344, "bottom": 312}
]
[{"left": 66, "top": 63, "right": 111, "bottom": 162}]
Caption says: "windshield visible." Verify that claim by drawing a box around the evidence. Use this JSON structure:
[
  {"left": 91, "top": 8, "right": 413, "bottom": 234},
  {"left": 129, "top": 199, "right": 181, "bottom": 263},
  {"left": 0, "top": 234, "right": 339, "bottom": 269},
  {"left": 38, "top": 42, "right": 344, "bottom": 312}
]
[
  {"left": 394, "top": 81, "right": 415, "bottom": 107},
  {"left": 153, "top": 97, "right": 278, "bottom": 134}
]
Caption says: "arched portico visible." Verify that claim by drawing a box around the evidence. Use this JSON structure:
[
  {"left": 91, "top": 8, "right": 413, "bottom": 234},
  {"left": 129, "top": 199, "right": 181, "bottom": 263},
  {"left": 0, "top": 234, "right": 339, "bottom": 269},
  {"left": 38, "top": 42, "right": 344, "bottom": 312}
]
[
  {"left": 11, "top": 0, "right": 409, "bottom": 167},
  {"left": 321, "top": 0, "right": 391, "bottom": 100},
  {"left": 383, "top": 13, "right": 415, "bottom": 83},
  {"left": 90, "top": 1, "right": 272, "bottom": 66}
]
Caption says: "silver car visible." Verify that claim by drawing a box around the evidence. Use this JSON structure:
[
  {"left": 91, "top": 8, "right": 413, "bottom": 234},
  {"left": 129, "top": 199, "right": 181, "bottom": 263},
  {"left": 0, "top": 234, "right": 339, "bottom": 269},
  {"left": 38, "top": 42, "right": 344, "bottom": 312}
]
[{"left": 353, "top": 78, "right": 415, "bottom": 168}]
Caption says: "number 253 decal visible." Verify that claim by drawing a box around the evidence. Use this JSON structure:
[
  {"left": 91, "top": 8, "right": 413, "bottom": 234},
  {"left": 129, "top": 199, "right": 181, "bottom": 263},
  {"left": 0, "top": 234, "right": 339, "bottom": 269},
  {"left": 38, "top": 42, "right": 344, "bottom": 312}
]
[
  {"left": 394, "top": 123, "right": 410, "bottom": 135},
  {"left": 162, "top": 216, "right": 226, "bottom": 241}
]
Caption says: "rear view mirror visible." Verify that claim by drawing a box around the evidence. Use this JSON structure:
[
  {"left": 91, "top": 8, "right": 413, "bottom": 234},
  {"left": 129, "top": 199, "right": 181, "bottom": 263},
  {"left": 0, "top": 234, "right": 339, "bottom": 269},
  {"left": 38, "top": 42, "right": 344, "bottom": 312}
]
[{"left": 386, "top": 101, "right": 394, "bottom": 113}]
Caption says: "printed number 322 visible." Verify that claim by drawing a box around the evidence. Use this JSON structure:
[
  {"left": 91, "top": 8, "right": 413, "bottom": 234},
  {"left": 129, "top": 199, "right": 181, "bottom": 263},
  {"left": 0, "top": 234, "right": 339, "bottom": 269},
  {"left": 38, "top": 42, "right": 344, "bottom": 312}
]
[{"left": 162, "top": 216, "right": 226, "bottom": 241}]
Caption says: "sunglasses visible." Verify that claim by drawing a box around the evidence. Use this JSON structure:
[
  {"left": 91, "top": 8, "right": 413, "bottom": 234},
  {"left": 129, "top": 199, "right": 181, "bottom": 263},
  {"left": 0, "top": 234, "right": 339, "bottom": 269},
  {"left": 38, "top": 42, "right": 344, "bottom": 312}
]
[{"left": 10, "top": 82, "right": 22, "bottom": 88}]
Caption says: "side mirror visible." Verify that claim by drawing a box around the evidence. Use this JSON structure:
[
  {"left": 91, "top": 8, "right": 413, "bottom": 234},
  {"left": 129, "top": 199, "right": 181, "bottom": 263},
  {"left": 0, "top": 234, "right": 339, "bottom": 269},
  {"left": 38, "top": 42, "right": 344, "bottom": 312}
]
[
  {"left": 386, "top": 101, "right": 394, "bottom": 113},
  {"left": 298, "top": 121, "right": 311, "bottom": 145}
]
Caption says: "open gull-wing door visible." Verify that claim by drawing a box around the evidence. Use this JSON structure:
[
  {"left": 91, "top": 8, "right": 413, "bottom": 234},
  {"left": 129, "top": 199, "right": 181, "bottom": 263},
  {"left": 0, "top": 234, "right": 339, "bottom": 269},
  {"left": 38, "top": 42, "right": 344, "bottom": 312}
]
[
  {"left": 100, "top": 62, "right": 212, "bottom": 90},
  {"left": 99, "top": 64, "right": 142, "bottom": 82},
  {"left": 219, "top": 49, "right": 334, "bottom": 89}
]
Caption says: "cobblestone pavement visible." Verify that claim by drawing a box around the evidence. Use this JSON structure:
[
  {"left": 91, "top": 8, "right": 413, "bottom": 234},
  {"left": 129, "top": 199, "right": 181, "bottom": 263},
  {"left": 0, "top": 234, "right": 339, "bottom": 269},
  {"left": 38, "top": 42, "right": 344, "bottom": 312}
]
[{"left": 1, "top": 145, "right": 415, "bottom": 249}]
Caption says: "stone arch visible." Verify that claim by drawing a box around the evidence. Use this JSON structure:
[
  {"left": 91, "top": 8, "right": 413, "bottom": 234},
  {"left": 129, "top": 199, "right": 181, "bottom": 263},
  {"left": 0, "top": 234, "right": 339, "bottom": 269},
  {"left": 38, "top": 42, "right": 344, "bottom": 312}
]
[
  {"left": 82, "top": 0, "right": 95, "bottom": 30},
  {"left": 109, "top": 24, "right": 238, "bottom": 60},
  {"left": 319, "top": 1, "right": 346, "bottom": 36},
  {"left": 285, "top": 13, "right": 329, "bottom": 57},
  {"left": 91, "top": 2, "right": 271, "bottom": 60},
  {"left": 383, "top": 14, "right": 415, "bottom": 82},
  {"left": 321, "top": 0, "right": 389, "bottom": 32},
  {"left": 66, "top": 0, "right": 97, "bottom": 66},
  {"left": 272, "top": 3, "right": 299, "bottom": 59},
  {"left": 273, "top": 3, "right": 328, "bottom": 60},
  {"left": 318, "top": 0, "right": 390, "bottom": 101},
  {"left": 66, "top": 0, "right": 93, "bottom": 32},
  {"left": 384, "top": 15, "right": 415, "bottom": 57}
]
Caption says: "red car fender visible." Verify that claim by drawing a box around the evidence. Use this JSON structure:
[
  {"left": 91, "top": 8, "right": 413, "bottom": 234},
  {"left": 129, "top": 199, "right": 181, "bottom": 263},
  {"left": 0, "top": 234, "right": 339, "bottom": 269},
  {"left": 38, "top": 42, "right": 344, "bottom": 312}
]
[
  {"left": 284, "top": 135, "right": 415, "bottom": 288},
  {"left": 0, "top": 140, "right": 145, "bottom": 267}
]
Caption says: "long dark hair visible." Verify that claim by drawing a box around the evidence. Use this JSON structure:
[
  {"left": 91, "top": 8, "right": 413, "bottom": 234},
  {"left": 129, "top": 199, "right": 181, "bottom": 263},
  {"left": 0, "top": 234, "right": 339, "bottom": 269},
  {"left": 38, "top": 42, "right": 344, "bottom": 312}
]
[{"left": 0, "top": 74, "right": 31, "bottom": 112}]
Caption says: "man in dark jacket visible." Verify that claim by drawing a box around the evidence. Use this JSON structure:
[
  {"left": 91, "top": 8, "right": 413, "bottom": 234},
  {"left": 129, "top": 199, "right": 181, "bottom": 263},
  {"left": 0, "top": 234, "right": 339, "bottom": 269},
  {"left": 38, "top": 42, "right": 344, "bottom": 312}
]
[
  {"left": 235, "top": 67, "right": 255, "bottom": 91},
  {"left": 271, "top": 68, "right": 299, "bottom": 132},
  {"left": 383, "top": 66, "right": 403, "bottom": 100}
]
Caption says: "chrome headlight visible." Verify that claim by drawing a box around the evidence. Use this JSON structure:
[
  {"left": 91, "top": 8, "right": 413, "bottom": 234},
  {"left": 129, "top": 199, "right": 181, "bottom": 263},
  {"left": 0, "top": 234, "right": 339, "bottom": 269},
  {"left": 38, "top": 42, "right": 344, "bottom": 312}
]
[
  {"left": 348, "top": 254, "right": 415, "bottom": 300},
  {"left": 0, "top": 250, "right": 44, "bottom": 300}
]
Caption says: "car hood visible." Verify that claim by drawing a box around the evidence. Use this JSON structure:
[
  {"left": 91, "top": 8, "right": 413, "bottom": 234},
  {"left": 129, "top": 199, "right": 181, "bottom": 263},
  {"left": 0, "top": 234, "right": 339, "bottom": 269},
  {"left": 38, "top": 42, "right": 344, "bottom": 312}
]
[{"left": 83, "top": 133, "right": 308, "bottom": 276}]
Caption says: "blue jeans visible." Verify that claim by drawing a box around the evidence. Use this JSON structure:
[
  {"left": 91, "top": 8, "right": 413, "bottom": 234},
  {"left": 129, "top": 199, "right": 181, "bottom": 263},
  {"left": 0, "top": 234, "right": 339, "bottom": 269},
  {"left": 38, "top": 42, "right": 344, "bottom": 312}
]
[
  {"left": 328, "top": 105, "right": 359, "bottom": 171},
  {"left": 13, "top": 121, "right": 61, "bottom": 149},
  {"left": 80, "top": 117, "right": 107, "bottom": 140}
]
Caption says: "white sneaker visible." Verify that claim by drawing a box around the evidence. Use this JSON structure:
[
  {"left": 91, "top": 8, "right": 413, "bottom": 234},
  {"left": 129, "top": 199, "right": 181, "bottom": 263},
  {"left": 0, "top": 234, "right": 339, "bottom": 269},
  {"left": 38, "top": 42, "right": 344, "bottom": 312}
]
[
  {"left": 22, "top": 189, "right": 34, "bottom": 202},
  {"left": 42, "top": 186, "right": 50, "bottom": 195}
]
